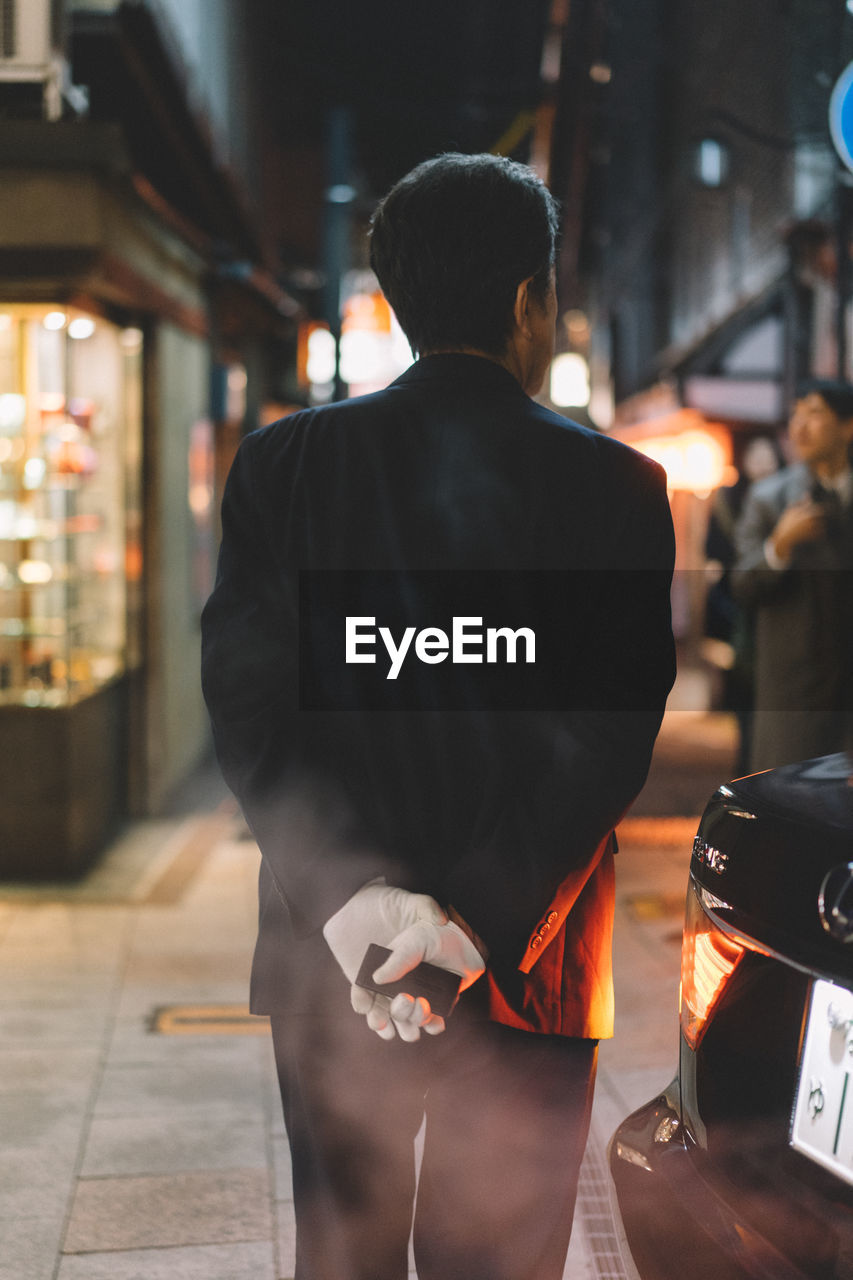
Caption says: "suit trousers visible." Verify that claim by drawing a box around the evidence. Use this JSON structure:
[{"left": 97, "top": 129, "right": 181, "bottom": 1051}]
[{"left": 270, "top": 1006, "right": 597, "bottom": 1280}]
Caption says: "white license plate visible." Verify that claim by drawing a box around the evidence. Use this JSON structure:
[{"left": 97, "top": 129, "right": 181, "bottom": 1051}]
[{"left": 791, "top": 978, "right": 853, "bottom": 1186}]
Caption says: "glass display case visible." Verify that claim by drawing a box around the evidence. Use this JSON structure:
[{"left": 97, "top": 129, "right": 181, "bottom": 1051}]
[
  {"left": 0, "top": 305, "right": 142, "bottom": 877},
  {"left": 0, "top": 306, "right": 142, "bottom": 707}
]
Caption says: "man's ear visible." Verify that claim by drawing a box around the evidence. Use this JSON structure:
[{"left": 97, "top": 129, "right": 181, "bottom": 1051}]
[{"left": 512, "top": 277, "right": 535, "bottom": 340}]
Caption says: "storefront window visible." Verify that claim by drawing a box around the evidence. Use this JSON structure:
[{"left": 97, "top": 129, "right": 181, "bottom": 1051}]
[{"left": 0, "top": 306, "right": 142, "bottom": 706}]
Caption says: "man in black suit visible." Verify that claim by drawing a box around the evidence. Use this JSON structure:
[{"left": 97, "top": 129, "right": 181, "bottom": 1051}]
[{"left": 202, "top": 153, "right": 675, "bottom": 1280}]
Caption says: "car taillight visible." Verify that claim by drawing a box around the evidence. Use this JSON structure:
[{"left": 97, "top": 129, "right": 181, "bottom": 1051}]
[{"left": 680, "top": 881, "right": 745, "bottom": 1050}]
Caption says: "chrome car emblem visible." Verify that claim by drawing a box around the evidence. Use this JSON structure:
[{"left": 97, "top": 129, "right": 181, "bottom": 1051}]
[
  {"left": 692, "top": 836, "right": 729, "bottom": 875},
  {"left": 818, "top": 863, "right": 853, "bottom": 944}
]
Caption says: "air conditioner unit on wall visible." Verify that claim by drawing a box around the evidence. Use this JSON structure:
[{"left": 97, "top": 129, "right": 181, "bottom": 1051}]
[{"left": 0, "top": 0, "right": 79, "bottom": 120}]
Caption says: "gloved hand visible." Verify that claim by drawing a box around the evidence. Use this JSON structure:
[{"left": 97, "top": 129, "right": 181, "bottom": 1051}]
[{"left": 322, "top": 879, "right": 486, "bottom": 1042}]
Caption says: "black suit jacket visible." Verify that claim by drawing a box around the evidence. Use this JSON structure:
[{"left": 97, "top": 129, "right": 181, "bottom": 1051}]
[{"left": 201, "top": 354, "right": 675, "bottom": 1035}]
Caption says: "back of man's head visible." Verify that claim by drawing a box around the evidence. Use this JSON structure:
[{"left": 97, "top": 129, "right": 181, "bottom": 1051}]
[{"left": 369, "top": 152, "right": 559, "bottom": 359}]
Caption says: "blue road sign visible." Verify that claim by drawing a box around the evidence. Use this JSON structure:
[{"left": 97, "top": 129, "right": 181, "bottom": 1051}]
[{"left": 830, "top": 62, "right": 853, "bottom": 173}]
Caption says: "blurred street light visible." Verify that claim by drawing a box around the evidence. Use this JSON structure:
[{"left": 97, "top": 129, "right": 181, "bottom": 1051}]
[
  {"left": 634, "top": 427, "right": 729, "bottom": 496},
  {"left": 550, "top": 352, "right": 590, "bottom": 407},
  {"left": 693, "top": 138, "right": 730, "bottom": 188}
]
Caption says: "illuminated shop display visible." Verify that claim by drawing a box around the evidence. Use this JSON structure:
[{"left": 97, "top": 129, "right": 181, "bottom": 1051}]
[{"left": 0, "top": 307, "right": 142, "bottom": 707}]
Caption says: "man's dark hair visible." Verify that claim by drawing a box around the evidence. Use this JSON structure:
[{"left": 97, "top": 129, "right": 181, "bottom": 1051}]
[
  {"left": 795, "top": 377, "right": 853, "bottom": 421},
  {"left": 369, "top": 152, "right": 560, "bottom": 358}
]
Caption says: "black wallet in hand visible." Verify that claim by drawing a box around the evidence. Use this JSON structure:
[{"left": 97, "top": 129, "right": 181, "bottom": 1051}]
[{"left": 355, "top": 943, "right": 462, "bottom": 1018}]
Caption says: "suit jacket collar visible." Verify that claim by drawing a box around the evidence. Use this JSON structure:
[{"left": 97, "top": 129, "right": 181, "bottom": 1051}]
[
  {"left": 814, "top": 466, "right": 853, "bottom": 506},
  {"left": 779, "top": 463, "right": 812, "bottom": 505},
  {"left": 391, "top": 352, "right": 529, "bottom": 397},
  {"left": 782, "top": 462, "right": 853, "bottom": 507}
]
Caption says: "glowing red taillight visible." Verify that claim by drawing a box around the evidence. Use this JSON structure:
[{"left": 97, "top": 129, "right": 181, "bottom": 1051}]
[{"left": 680, "top": 882, "right": 745, "bottom": 1050}]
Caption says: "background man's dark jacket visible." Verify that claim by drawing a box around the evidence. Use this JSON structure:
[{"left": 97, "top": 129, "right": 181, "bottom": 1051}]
[
  {"left": 201, "top": 354, "right": 675, "bottom": 1037},
  {"left": 733, "top": 462, "right": 853, "bottom": 771}
]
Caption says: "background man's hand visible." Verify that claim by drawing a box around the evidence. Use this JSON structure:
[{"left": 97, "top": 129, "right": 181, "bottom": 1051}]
[
  {"left": 323, "top": 881, "right": 486, "bottom": 1041},
  {"left": 770, "top": 499, "right": 826, "bottom": 563}
]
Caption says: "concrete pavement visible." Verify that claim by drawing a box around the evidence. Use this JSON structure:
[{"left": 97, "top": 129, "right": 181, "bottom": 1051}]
[{"left": 1, "top": 690, "right": 738, "bottom": 1280}]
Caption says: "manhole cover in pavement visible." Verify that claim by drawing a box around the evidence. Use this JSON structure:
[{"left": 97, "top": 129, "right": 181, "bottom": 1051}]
[
  {"left": 148, "top": 1004, "right": 270, "bottom": 1035},
  {"left": 623, "top": 892, "right": 686, "bottom": 921}
]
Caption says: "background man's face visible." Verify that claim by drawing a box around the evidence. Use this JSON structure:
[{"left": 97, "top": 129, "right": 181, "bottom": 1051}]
[{"left": 788, "top": 392, "right": 853, "bottom": 470}]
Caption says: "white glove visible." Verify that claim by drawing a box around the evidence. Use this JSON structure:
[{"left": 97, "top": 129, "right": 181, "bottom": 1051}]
[{"left": 322, "top": 880, "right": 486, "bottom": 1042}]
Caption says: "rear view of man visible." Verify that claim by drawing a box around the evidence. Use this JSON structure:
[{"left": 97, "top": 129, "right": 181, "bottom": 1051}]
[{"left": 202, "top": 153, "right": 675, "bottom": 1280}]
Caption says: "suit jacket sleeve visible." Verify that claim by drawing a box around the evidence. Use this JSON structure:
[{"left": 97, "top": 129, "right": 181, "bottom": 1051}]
[
  {"left": 731, "top": 481, "right": 792, "bottom": 607},
  {"left": 201, "top": 431, "right": 405, "bottom": 936},
  {"left": 439, "top": 455, "right": 676, "bottom": 972}
]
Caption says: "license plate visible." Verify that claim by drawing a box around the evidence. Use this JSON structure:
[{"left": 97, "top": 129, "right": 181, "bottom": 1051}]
[{"left": 791, "top": 978, "right": 853, "bottom": 1186}]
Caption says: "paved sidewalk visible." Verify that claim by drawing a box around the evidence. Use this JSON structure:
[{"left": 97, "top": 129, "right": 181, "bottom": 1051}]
[{"left": 1, "top": 700, "right": 738, "bottom": 1280}]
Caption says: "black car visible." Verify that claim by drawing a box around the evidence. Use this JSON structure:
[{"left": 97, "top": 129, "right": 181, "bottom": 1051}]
[{"left": 610, "top": 752, "right": 853, "bottom": 1280}]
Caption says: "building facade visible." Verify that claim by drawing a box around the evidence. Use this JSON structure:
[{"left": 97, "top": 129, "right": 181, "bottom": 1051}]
[
  {"left": 569, "top": 0, "right": 853, "bottom": 425},
  {"left": 0, "top": 0, "right": 299, "bottom": 874},
  {"left": 554, "top": 0, "right": 853, "bottom": 645}
]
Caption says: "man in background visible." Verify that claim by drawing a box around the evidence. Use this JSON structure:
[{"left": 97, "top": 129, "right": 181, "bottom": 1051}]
[
  {"left": 733, "top": 379, "right": 853, "bottom": 771},
  {"left": 202, "top": 153, "right": 675, "bottom": 1280}
]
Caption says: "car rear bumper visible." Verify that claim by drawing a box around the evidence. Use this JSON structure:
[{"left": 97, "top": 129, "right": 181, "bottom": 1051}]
[{"left": 609, "top": 1086, "right": 812, "bottom": 1280}]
